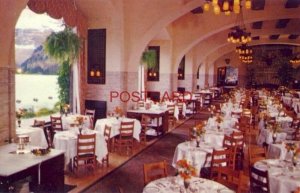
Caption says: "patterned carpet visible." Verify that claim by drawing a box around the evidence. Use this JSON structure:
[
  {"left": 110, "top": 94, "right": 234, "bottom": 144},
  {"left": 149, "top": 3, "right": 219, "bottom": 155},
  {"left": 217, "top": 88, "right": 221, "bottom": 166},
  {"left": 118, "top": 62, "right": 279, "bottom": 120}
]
[{"left": 84, "top": 113, "right": 209, "bottom": 193}]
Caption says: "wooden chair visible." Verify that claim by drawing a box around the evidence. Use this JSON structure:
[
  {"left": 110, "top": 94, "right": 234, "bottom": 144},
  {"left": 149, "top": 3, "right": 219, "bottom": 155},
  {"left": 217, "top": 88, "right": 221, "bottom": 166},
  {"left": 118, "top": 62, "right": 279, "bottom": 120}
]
[
  {"left": 143, "top": 160, "right": 168, "bottom": 185},
  {"left": 137, "top": 100, "right": 145, "bottom": 108},
  {"left": 294, "top": 187, "right": 300, "bottom": 193},
  {"left": 216, "top": 167, "right": 240, "bottom": 191},
  {"left": 50, "top": 116, "right": 63, "bottom": 131},
  {"left": 102, "top": 124, "right": 111, "bottom": 167},
  {"left": 114, "top": 121, "right": 135, "bottom": 155},
  {"left": 43, "top": 121, "right": 55, "bottom": 148},
  {"left": 167, "top": 104, "right": 176, "bottom": 126},
  {"left": 210, "top": 148, "right": 236, "bottom": 180},
  {"left": 177, "top": 102, "right": 184, "bottom": 119},
  {"left": 140, "top": 114, "right": 151, "bottom": 144},
  {"left": 33, "top": 119, "right": 45, "bottom": 128},
  {"left": 73, "top": 133, "right": 97, "bottom": 172},
  {"left": 250, "top": 166, "right": 270, "bottom": 193},
  {"left": 248, "top": 145, "right": 266, "bottom": 166},
  {"left": 293, "top": 128, "right": 300, "bottom": 141},
  {"left": 85, "top": 109, "right": 96, "bottom": 129}
]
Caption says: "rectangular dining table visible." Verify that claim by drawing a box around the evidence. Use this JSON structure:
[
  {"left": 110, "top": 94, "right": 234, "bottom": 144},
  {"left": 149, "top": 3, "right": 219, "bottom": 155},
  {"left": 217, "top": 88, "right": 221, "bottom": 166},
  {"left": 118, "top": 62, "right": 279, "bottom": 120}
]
[
  {"left": 0, "top": 144, "right": 64, "bottom": 192},
  {"left": 127, "top": 108, "right": 169, "bottom": 135}
]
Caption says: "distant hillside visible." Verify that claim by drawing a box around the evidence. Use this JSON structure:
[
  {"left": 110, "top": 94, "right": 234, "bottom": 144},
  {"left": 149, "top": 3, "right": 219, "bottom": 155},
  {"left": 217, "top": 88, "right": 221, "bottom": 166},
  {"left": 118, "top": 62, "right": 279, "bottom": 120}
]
[
  {"left": 15, "top": 28, "right": 59, "bottom": 75},
  {"left": 20, "top": 45, "right": 59, "bottom": 75}
]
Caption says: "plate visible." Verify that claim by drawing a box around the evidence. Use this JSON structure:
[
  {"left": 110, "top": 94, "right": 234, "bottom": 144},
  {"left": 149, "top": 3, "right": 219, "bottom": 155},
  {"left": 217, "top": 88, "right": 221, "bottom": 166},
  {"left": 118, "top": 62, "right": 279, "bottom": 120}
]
[{"left": 144, "top": 186, "right": 160, "bottom": 193}]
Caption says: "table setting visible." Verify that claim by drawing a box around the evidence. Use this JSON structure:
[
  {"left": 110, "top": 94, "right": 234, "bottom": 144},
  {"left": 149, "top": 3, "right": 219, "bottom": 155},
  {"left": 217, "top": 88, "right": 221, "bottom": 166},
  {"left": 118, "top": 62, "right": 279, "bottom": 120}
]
[
  {"left": 143, "top": 176, "right": 234, "bottom": 193},
  {"left": 94, "top": 116, "right": 141, "bottom": 140},
  {"left": 254, "top": 158, "right": 300, "bottom": 193},
  {"left": 53, "top": 128, "right": 107, "bottom": 168},
  {"left": 16, "top": 126, "right": 48, "bottom": 148}
]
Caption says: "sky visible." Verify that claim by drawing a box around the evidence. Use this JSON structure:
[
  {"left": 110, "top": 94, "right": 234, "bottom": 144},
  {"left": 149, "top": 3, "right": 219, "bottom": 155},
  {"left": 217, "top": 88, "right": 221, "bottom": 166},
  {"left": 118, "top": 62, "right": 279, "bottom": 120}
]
[{"left": 16, "top": 7, "right": 64, "bottom": 32}]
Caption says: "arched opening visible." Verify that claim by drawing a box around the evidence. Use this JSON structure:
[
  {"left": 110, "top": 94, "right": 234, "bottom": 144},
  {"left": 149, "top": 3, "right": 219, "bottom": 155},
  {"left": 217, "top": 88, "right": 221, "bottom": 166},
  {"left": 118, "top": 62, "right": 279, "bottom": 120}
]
[{"left": 15, "top": 6, "right": 64, "bottom": 125}]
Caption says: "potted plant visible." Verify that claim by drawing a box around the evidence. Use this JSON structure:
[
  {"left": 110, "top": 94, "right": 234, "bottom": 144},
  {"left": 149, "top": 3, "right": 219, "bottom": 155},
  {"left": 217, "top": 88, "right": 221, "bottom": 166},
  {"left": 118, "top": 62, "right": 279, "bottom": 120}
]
[{"left": 44, "top": 26, "right": 82, "bottom": 108}]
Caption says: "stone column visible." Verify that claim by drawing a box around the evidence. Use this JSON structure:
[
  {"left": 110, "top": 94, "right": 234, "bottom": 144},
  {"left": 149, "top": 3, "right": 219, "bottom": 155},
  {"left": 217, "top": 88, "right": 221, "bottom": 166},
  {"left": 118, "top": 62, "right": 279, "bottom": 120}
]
[{"left": 0, "top": 67, "right": 16, "bottom": 145}]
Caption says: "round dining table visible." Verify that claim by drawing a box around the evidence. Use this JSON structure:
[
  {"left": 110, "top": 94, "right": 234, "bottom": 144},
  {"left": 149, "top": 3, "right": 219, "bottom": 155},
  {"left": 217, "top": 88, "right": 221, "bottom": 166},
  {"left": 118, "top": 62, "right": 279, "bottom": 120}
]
[
  {"left": 254, "top": 159, "right": 300, "bottom": 193},
  {"left": 143, "top": 176, "right": 234, "bottom": 193},
  {"left": 172, "top": 141, "right": 223, "bottom": 176},
  {"left": 53, "top": 128, "right": 107, "bottom": 169}
]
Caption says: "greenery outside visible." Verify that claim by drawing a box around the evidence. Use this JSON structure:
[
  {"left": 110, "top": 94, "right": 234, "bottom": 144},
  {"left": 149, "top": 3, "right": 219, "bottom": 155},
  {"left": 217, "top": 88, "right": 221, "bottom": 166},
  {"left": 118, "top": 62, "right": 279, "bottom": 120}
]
[{"left": 44, "top": 26, "right": 81, "bottom": 107}]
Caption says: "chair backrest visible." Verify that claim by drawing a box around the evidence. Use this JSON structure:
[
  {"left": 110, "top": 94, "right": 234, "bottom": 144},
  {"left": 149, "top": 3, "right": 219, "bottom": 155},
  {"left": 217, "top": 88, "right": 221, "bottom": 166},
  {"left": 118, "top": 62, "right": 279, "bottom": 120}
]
[
  {"left": 33, "top": 119, "right": 45, "bottom": 128},
  {"left": 210, "top": 148, "right": 236, "bottom": 178},
  {"left": 143, "top": 160, "right": 168, "bottom": 185},
  {"left": 141, "top": 114, "right": 151, "bottom": 132},
  {"left": 43, "top": 121, "right": 55, "bottom": 148},
  {"left": 50, "top": 116, "right": 63, "bottom": 131},
  {"left": 85, "top": 109, "right": 96, "bottom": 128},
  {"left": 248, "top": 145, "right": 266, "bottom": 166},
  {"left": 77, "top": 133, "right": 96, "bottom": 157},
  {"left": 137, "top": 101, "right": 145, "bottom": 107},
  {"left": 104, "top": 124, "right": 111, "bottom": 143},
  {"left": 250, "top": 166, "right": 270, "bottom": 193},
  {"left": 119, "top": 121, "right": 134, "bottom": 138},
  {"left": 167, "top": 104, "right": 175, "bottom": 115}
]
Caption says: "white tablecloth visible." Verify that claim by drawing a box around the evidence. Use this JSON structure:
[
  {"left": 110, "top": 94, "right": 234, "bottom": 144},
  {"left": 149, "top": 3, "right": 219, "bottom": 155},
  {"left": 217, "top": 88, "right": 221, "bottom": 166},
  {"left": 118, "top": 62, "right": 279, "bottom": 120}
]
[
  {"left": 61, "top": 114, "right": 91, "bottom": 130},
  {"left": 268, "top": 141, "right": 300, "bottom": 160},
  {"left": 254, "top": 159, "right": 300, "bottom": 193},
  {"left": 257, "top": 128, "right": 287, "bottom": 146},
  {"left": 94, "top": 117, "right": 141, "bottom": 141},
  {"left": 53, "top": 129, "right": 107, "bottom": 167},
  {"left": 16, "top": 127, "right": 48, "bottom": 147},
  {"left": 143, "top": 176, "right": 234, "bottom": 193},
  {"left": 172, "top": 141, "right": 223, "bottom": 175}
]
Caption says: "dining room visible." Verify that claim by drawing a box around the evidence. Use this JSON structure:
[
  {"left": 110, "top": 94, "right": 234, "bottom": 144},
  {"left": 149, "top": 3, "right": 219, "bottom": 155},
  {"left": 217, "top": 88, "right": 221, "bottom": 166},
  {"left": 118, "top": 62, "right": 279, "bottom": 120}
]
[{"left": 1, "top": 0, "right": 300, "bottom": 193}]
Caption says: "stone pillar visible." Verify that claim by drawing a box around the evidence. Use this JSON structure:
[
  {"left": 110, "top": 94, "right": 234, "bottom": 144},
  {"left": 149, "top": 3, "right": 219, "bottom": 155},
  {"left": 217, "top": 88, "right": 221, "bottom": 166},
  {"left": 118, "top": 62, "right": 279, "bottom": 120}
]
[{"left": 0, "top": 67, "right": 16, "bottom": 145}]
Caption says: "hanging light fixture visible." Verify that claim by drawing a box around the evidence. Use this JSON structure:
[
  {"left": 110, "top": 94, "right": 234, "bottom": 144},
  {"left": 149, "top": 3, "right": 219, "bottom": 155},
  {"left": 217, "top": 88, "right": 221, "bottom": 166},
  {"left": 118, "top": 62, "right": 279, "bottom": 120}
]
[
  {"left": 228, "top": 27, "right": 251, "bottom": 44},
  {"left": 290, "top": 55, "right": 300, "bottom": 66},
  {"left": 239, "top": 54, "right": 253, "bottom": 63},
  {"left": 227, "top": 2, "right": 251, "bottom": 44},
  {"left": 236, "top": 44, "right": 252, "bottom": 54},
  {"left": 202, "top": 0, "right": 251, "bottom": 16}
]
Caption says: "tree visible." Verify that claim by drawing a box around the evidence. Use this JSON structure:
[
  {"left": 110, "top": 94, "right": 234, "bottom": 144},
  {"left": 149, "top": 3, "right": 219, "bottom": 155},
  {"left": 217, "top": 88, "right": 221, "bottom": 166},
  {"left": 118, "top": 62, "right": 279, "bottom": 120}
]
[{"left": 44, "top": 26, "right": 81, "bottom": 106}]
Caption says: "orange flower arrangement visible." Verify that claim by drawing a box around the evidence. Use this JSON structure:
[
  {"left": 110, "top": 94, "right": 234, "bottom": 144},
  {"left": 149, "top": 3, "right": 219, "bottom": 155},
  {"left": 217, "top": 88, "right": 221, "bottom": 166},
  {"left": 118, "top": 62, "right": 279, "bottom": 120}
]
[
  {"left": 176, "top": 159, "right": 196, "bottom": 180},
  {"left": 16, "top": 108, "right": 24, "bottom": 119},
  {"left": 75, "top": 116, "right": 85, "bottom": 125},
  {"left": 114, "top": 106, "right": 123, "bottom": 116},
  {"left": 285, "top": 142, "right": 298, "bottom": 154},
  {"left": 193, "top": 123, "right": 206, "bottom": 137}
]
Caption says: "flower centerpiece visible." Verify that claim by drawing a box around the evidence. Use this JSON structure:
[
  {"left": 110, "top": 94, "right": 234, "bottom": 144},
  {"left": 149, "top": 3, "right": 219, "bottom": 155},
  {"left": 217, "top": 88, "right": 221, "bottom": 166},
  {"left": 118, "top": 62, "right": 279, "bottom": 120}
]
[
  {"left": 75, "top": 116, "right": 85, "bottom": 134},
  {"left": 176, "top": 159, "right": 196, "bottom": 189},
  {"left": 271, "top": 123, "right": 282, "bottom": 144},
  {"left": 63, "top": 104, "right": 70, "bottom": 116},
  {"left": 216, "top": 114, "right": 223, "bottom": 130},
  {"left": 16, "top": 108, "right": 25, "bottom": 127},
  {"left": 285, "top": 142, "right": 299, "bottom": 166},
  {"left": 114, "top": 106, "right": 123, "bottom": 119},
  {"left": 193, "top": 123, "right": 206, "bottom": 147}
]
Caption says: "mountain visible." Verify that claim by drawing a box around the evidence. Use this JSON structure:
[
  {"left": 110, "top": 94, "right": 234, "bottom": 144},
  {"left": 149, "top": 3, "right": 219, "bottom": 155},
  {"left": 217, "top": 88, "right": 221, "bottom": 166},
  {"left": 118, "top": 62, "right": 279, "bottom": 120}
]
[
  {"left": 20, "top": 45, "right": 59, "bottom": 74},
  {"left": 15, "top": 28, "right": 59, "bottom": 74}
]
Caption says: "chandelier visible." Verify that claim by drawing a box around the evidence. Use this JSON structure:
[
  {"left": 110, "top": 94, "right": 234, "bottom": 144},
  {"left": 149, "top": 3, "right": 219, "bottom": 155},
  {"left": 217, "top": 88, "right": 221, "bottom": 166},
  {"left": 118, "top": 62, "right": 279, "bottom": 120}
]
[
  {"left": 228, "top": 27, "right": 251, "bottom": 44},
  {"left": 203, "top": 0, "right": 252, "bottom": 15},
  {"left": 239, "top": 54, "right": 253, "bottom": 63},
  {"left": 236, "top": 44, "right": 252, "bottom": 54},
  {"left": 290, "top": 56, "right": 300, "bottom": 65}
]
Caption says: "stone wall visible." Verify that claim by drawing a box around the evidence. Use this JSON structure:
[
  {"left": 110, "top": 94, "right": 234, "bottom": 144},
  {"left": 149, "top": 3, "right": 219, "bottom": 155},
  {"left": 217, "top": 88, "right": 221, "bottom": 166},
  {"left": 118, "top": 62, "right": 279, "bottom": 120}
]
[{"left": 0, "top": 67, "right": 16, "bottom": 145}]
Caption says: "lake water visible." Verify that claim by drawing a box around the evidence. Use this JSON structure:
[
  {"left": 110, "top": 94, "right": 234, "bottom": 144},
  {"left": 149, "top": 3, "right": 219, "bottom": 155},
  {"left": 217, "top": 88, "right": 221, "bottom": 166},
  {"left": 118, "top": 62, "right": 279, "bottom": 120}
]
[{"left": 15, "top": 74, "right": 59, "bottom": 111}]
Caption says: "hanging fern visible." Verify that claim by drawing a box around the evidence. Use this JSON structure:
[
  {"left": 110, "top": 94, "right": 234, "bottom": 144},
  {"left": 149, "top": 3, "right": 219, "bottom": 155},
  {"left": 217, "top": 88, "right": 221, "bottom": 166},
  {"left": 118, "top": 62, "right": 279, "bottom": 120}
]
[
  {"left": 141, "top": 49, "right": 157, "bottom": 69},
  {"left": 44, "top": 26, "right": 81, "bottom": 105}
]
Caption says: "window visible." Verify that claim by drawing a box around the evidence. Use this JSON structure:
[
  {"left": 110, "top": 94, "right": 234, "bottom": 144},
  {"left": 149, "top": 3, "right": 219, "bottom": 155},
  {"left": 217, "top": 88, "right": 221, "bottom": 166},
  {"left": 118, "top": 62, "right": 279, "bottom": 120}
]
[
  {"left": 87, "top": 29, "right": 106, "bottom": 84},
  {"left": 147, "top": 46, "right": 160, "bottom": 81}
]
